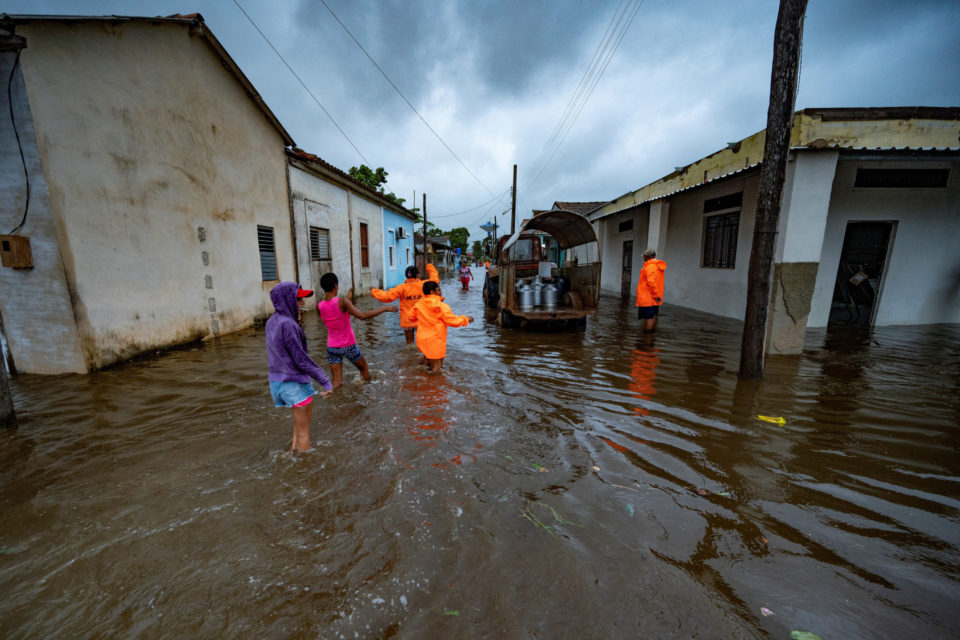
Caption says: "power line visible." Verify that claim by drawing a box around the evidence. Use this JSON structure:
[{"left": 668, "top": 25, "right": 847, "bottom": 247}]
[
  {"left": 429, "top": 188, "right": 512, "bottom": 219},
  {"left": 317, "top": 0, "right": 497, "bottom": 197},
  {"left": 231, "top": 0, "right": 370, "bottom": 165},
  {"left": 523, "top": 0, "right": 645, "bottom": 196}
]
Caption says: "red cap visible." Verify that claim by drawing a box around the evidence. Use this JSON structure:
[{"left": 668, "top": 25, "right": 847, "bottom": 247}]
[{"left": 296, "top": 287, "right": 313, "bottom": 298}]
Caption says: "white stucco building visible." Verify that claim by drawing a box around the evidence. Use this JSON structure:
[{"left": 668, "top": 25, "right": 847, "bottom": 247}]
[
  {"left": 287, "top": 149, "right": 416, "bottom": 300},
  {"left": 591, "top": 108, "right": 960, "bottom": 353},
  {"left": 0, "top": 14, "right": 298, "bottom": 374}
]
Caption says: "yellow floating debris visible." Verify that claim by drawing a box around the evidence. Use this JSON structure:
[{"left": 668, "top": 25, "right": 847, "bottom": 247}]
[{"left": 757, "top": 415, "right": 786, "bottom": 426}]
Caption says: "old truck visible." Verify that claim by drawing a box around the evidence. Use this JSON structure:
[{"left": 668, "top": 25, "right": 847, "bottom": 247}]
[{"left": 483, "top": 209, "right": 601, "bottom": 328}]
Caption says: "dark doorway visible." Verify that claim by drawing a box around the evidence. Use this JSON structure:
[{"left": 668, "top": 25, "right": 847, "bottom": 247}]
[
  {"left": 621, "top": 240, "right": 633, "bottom": 300},
  {"left": 828, "top": 221, "right": 894, "bottom": 326}
]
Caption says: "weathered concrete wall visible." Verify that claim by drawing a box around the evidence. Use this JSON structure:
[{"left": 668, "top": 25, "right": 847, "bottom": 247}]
[
  {"left": 658, "top": 174, "right": 760, "bottom": 320},
  {"left": 597, "top": 206, "right": 648, "bottom": 298},
  {"left": 766, "top": 151, "right": 839, "bottom": 353},
  {"left": 809, "top": 157, "right": 960, "bottom": 327},
  {"left": 349, "top": 195, "right": 384, "bottom": 293},
  {"left": 14, "top": 21, "right": 293, "bottom": 371},
  {"left": 288, "top": 163, "right": 352, "bottom": 298},
  {"left": 0, "top": 49, "right": 87, "bottom": 374}
]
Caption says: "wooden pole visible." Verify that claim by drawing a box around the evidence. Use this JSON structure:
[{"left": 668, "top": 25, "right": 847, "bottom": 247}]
[
  {"left": 511, "top": 164, "right": 517, "bottom": 234},
  {"left": 0, "top": 362, "right": 16, "bottom": 428},
  {"left": 422, "top": 192, "right": 427, "bottom": 269},
  {"left": 739, "top": 0, "right": 808, "bottom": 380}
]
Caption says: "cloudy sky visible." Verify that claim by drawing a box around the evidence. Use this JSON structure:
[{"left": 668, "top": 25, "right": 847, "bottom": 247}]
[{"left": 8, "top": 0, "right": 960, "bottom": 241}]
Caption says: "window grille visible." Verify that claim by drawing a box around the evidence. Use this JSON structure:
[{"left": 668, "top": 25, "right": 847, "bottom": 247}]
[
  {"left": 310, "top": 227, "right": 330, "bottom": 260},
  {"left": 257, "top": 225, "right": 278, "bottom": 280},
  {"left": 702, "top": 212, "right": 739, "bottom": 268}
]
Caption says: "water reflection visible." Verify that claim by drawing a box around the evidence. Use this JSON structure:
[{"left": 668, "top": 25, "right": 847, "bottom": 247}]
[
  {"left": 2, "top": 287, "right": 959, "bottom": 638},
  {"left": 629, "top": 338, "right": 659, "bottom": 416}
]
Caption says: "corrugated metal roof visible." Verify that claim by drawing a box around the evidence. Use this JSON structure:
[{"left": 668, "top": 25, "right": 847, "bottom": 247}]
[
  {"left": 592, "top": 107, "right": 960, "bottom": 222},
  {"left": 595, "top": 163, "right": 762, "bottom": 220},
  {"left": 287, "top": 148, "right": 417, "bottom": 219}
]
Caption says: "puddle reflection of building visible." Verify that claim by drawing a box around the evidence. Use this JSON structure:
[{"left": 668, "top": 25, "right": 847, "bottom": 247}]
[{"left": 629, "top": 342, "right": 660, "bottom": 416}]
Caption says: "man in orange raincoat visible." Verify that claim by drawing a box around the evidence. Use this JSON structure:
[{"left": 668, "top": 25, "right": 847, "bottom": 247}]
[
  {"left": 405, "top": 281, "right": 473, "bottom": 371},
  {"left": 635, "top": 248, "right": 666, "bottom": 332},
  {"left": 370, "top": 263, "right": 439, "bottom": 344}
]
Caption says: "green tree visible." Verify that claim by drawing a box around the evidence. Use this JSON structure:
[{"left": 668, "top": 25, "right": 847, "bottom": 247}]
[
  {"left": 446, "top": 227, "right": 469, "bottom": 252},
  {"left": 348, "top": 164, "right": 406, "bottom": 207},
  {"left": 471, "top": 240, "right": 482, "bottom": 257}
]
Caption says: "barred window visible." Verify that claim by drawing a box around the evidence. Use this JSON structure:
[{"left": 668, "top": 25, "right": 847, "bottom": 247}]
[
  {"left": 310, "top": 227, "right": 330, "bottom": 260},
  {"left": 257, "top": 225, "right": 278, "bottom": 281},
  {"left": 701, "top": 192, "right": 741, "bottom": 269}
]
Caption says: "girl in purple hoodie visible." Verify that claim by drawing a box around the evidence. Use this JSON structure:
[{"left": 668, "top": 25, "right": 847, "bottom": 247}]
[{"left": 265, "top": 282, "right": 332, "bottom": 452}]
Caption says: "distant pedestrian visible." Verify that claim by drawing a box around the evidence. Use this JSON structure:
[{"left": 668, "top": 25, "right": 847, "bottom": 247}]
[
  {"left": 458, "top": 263, "right": 474, "bottom": 290},
  {"left": 636, "top": 248, "right": 666, "bottom": 332},
  {"left": 265, "top": 282, "right": 332, "bottom": 452},
  {"left": 406, "top": 280, "right": 473, "bottom": 372},
  {"left": 318, "top": 273, "right": 397, "bottom": 388},
  {"left": 370, "top": 264, "right": 439, "bottom": 345}
]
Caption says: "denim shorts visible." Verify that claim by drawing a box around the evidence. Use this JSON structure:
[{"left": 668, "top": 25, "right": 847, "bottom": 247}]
[
  {"left": 326, "top": 343, "right": 363, "bottom": 364},
  {"left": 270, "top": 381, "right": 317, "bottom": 408}
]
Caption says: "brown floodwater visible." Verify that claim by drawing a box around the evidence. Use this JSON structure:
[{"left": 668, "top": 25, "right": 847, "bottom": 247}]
[{"left": 2, "top": 278, "right": 959, "bottom": 639}]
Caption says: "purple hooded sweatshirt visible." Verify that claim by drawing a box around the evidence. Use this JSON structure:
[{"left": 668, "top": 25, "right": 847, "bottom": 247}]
[{"left": 265, "top": 282, "right": 332, "bottom": 391}]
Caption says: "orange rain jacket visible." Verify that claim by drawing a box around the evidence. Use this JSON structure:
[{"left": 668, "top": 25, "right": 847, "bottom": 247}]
[
  {"left": 635, "top": 259, "right": 666, "bottom": 307},
  {"left": 405, "top": 295, "right": 470, "bottom": 360},
  {"left": 370, "top": 264, "right": 439, "bottom": 329}
]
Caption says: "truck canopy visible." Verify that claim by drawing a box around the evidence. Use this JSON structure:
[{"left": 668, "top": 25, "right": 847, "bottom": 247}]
[{"left": 501, "top": 209, "right": 597, "bottom": 254}]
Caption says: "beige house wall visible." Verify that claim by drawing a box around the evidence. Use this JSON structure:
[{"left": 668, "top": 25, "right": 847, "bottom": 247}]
[
  {"left": 5, "top": 20, "right": 293, "bottom": 372},
  {"left": 287, "top": 163, "right": 352, "bottom": 298}
]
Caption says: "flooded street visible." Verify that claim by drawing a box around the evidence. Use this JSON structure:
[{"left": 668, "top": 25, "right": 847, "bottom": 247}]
[{"left": 2, "top": 277, "right": 959, "bottom": 639}]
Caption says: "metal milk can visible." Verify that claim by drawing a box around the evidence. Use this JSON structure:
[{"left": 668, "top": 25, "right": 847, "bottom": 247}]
[
  {"left": 543, "top": 283, "right": 558, "bottom": 309},
  {"left": 517, "top": 282, "right": 533, "bottom": 311},
  {"left": 530, "top": 278, "right": 544, "bottom": 307}
]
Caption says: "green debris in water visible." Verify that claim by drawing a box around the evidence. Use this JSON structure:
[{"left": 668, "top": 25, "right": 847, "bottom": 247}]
[
  {"left": 444, "top": 610, "right": 460, "bottom": 616},
  {"left": 626, "top": 504, "right": 635, "bottom": 516},
  {"left": 790, "top": 632, "right": 824, "bottom": 640},
  {"left": 520, "top": 501, "right": 580, "bottom": 537}
]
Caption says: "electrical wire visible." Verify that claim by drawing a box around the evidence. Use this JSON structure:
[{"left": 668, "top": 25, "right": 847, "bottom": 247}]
[
  {"left": 231, "top": 0, "right": 370, "bottom": 165},
  {"left": 429, "top": 188, "right": 511, "bottom": 219},
  {"left": 7, "top": 50, "right": 30, "bottom": 235},
  {"left": 523, "top": 0, "right": 644, "bottom": 197},
  {"left": 317, "top": 0, "right": 497, "bottom": 198}
]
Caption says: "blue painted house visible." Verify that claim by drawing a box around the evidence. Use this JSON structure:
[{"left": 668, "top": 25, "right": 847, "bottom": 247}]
[{"left": 381, "top": 207, "right": 417, "bottom": 288}]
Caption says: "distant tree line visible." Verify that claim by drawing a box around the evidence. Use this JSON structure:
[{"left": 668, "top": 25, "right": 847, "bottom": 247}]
[{"left": 349, "top": 164, "right": 470, "bottom": 253}]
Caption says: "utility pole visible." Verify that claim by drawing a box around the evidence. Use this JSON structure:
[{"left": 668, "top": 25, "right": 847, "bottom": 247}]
[
  {"left": 511, "top": 164, "right": 517, "bottom": 235},
  {"left": 1, "top": 363, "right": 15, "bottom": 428},
  {"left": 422, "top": 193, "right": 428, "bottom": 269},
  {"left": 739, "top": 0, "right": 808, "bottom": 380},
  {"left": 493, "top": 216, "right": 498, "bottom": 264}
]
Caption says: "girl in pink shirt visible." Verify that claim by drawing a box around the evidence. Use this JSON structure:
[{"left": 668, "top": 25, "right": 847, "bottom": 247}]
[{"left": 318, "top": 272, "right": 397, "bottom": 388}]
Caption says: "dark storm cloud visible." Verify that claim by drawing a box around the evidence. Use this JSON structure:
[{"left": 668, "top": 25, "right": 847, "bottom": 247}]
[{"left": 291, "top": 0, "right": 610, "bottom": 116}]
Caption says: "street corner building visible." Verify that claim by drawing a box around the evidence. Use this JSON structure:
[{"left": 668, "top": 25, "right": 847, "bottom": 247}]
[
  {"left": 0, "top": 13, "right": 300, "bottom": 375},
  {"left": 590, "top": 107, "right": 960, "bottom": 354}
]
